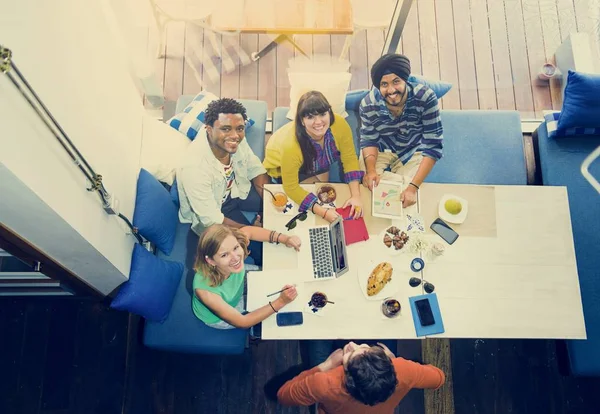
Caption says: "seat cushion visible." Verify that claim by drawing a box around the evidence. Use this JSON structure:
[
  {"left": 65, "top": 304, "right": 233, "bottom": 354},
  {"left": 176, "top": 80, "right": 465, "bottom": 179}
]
[
  {"left": 426, "top": 110, "right": 527, "bottom": 185},
  {"left": 175, "top": 96, "right": 267, "bottom": 162},
  {"left": 537, "top": 122, "right": 600, "bottom": 376},
  {"left": 143, "top": 222, "right": 248, "bottom": 354}
]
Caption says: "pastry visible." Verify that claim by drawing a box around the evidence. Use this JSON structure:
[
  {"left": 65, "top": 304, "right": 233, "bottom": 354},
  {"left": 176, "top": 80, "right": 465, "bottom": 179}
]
[
  {"left": 388, "top": 226, "right": 401, "bottom": 235},
  {"left": 367, "top": 262, "right": 393, "bottom": 296},
  {"left": 383, "top": 234, "right": 392, "bottom": 247}
]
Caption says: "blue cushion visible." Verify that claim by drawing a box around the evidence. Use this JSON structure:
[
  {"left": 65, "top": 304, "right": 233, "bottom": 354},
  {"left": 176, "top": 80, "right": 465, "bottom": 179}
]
[
  {"left": 408, "top": 74, "right": 453, "bottom": 99},
  {"left": 426, "top": 110, "right": 526, "bottom": 185},
  {"left": 544, "top": 111, "right": 600, "bottom": 138},
  {"left": 537, "top": 122, "right": 600, "bottom": 376},
  {"left": 173, "top": 96, "right": 266, "bottom": 161},
  {"left": 558, "top": 71, "right": 600, "bottom": 131},
  {"left": 345, "top": 89, "right": 370, "bottom": 112},
  {"left": 133, "top": 169, "right": 179, "bottom": 255},
  {"left": 143, "top": 222, "right": 248, "bottom": 354},
  {"left": 111, "top": 244, "right": 183, "bottom": 322}
]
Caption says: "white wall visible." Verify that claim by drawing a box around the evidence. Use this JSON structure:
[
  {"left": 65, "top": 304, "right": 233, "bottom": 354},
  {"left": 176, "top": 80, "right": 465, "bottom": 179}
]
[{"left": 0, "top": 0, "right": 145, "bottom": 293}]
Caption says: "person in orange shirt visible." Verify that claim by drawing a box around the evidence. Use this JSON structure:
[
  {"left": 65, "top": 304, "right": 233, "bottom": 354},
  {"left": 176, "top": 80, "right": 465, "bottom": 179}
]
[{"left": 277, "top": 341, "right": 445, "bottom": 414}]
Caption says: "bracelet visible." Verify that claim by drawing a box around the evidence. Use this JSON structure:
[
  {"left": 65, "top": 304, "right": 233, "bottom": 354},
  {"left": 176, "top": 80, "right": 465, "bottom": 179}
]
[
  {"left": 409, "top": 182, "right": 420, "bottom": 190},
  {"left": 322, "top": 209, "right": 328, "bottom": 219},
  {"left": 276, "top": 233, "right": 281, "bottom": 244},
  {"left": 311, "top": 203, "right": 317, "bottom": 214},
  {"left": 269, "top": 230, "right": 276, "bottom": 243},
  {"left": 269, "top": 301, "right": 278, "bottom": 313},
  {"left": 364, "top": 153, "right": 376, "bottom": 161}
]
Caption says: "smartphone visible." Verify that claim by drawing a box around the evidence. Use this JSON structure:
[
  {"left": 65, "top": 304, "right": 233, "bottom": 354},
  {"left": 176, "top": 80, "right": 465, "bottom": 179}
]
[
  {"left": 415, "top": 298, "right": 435, "bottom": 327},
  {"left": 430, "top": 218, "right": 459, "bottom": 244},
  {"left": 276, "top": 312, "right": 304, "bottom": 327}
]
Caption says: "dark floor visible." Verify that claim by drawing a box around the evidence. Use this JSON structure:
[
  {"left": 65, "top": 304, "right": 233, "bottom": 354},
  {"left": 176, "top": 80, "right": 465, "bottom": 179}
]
[{"left": 1, "top": 298, "right": 600, "bottom": 414}]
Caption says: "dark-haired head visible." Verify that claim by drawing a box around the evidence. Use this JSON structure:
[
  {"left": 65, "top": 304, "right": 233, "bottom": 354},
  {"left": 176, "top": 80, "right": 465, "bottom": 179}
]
[
  {"left": 294, "top": 91, "right": 335, "bottom": 175},
  {"left": 343, "top": 345, "right": 398, "bottom": 406},
  {"left": 204, "top": 98, "right": 248, "bottom": 127}
]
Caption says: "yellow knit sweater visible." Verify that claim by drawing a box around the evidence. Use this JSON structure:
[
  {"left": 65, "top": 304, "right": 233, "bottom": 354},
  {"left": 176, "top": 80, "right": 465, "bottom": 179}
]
[{"left": 262, "top": 115, "right": 360, "bottom": 205}]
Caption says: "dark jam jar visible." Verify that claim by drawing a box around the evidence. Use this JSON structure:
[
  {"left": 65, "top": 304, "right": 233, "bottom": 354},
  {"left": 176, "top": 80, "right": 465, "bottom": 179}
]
[
  {"left": 381, "top": 298, "right": 401, "bottom": 318},
  {"left": 310, "top": 292, "right": 328, "bottom": 308}
]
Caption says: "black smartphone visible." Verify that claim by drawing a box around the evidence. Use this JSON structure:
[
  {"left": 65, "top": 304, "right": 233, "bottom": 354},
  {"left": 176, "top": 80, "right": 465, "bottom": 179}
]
[
  {"left": 276, "top": 312, "right": 304, "bottom": 327},
  {"left": 430, "top": 218, "right": 459, "bottom": 244},
  {"left": 415, "top": 299, "right": 435, "bottom": 327}
]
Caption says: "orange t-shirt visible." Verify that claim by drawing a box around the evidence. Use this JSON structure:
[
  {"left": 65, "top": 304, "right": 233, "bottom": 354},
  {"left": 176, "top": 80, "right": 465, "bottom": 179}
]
[{"left": 277, "top": 357, "right": 445, "bottom": 414}]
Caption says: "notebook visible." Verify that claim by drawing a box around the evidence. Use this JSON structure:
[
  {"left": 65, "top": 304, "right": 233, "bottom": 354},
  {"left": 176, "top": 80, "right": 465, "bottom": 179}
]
[{"left": 335, "top": 206, "right": 369, "bottom": 245}]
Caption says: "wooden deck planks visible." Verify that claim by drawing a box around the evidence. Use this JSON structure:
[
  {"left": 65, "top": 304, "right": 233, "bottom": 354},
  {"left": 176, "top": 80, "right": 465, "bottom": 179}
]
[
  {"left": 521, "top": 0, "right": 554, "bottom": 116},
  {"left": 155, "top": 1, "right": 570, "bottom": 115},
  {"left": 505, "top": 0, "right": 536, "bottom": 117},
  {"left": 452, "top": 0, "right": 480, "bottom": 109},
  {"left": 221, "top": 35, "right": 242, "bottom": 100},
  {"left": 435, "top": 0, "right": 461, "bottom": 109}
]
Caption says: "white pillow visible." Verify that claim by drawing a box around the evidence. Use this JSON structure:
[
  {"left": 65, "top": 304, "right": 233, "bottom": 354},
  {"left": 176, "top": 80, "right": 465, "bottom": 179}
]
[
  {"left": 286, "top": 71, "right": 352, "bottom": 120},
  {"left": 140, "top": 115, "right": 191, "bottom": 185}
]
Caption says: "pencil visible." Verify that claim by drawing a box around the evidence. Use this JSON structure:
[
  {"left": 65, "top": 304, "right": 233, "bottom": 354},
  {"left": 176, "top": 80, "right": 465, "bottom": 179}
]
[{"left": 266, "top": 285, "right": 295, "bottom": 297}]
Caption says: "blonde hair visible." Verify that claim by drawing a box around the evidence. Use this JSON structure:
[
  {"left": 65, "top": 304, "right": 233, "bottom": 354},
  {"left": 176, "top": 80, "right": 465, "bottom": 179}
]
[{"left": 193, "top": 224, "right": 250, "bottom": 287}]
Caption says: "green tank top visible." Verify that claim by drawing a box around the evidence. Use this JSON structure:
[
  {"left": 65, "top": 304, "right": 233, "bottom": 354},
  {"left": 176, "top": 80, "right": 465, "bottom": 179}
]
[{"left": 192, "top": 270, "right": 245, "bottom": 324}]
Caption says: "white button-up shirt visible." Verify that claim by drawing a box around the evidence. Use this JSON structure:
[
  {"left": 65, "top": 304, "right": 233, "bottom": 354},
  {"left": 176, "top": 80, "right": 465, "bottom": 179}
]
[{"left": 177, "top": 134, "right": 266, "bottom": 234}]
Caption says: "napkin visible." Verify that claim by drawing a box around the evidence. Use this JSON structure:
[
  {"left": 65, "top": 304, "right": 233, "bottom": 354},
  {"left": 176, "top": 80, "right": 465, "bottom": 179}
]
[{"left": 336, "top": 206, "right": 369, "bottom": 245}]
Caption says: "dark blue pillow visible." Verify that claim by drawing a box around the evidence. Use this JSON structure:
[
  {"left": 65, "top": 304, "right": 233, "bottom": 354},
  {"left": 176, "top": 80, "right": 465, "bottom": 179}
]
[
  {"left": 345, "top": 89, "right": 370, "bottom": 111},
  {"left": 111, "top": 244, "right": 183, "bottom": 322},
  {"left": 558, "top": 71, "right": 600, "bottom": 131},
  {"left": 133, "top": 168, "right": 179, "bottom": 255},
  {"left": 170, "top": 180, "right": 180, "bottom": 208}
]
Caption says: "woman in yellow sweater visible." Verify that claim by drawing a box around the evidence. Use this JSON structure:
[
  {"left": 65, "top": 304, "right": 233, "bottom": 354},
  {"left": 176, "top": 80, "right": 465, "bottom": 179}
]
[{"left": 263, "top": 91, "right": 364, "bottom": 222}]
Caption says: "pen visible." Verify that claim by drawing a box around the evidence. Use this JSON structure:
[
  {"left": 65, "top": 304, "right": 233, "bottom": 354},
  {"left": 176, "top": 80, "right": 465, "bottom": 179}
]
[{"left": 266, "top": 285, "right": 296, "bottom": 297}]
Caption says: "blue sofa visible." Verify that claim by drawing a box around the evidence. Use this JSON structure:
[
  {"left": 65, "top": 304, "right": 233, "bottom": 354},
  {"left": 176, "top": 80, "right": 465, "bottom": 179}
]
[
  {"left": 273, "top": 90, "right": 527, "bottom": 185},
  {"left": 143, "top": 97, "right": 268, "bottom": 354},
  {"left": 535, "top": 122, "right": 600, "bottom": 376}
]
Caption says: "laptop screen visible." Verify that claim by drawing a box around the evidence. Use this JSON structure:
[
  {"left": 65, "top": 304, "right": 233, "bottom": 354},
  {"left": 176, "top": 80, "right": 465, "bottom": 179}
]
[{"left": 330, "top": 219, "right": 348, "bottom": 274}]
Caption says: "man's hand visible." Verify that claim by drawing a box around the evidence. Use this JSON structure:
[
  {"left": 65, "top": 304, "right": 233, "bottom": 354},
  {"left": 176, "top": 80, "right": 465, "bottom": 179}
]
[
  {"left": 253, "top": 214, "right": 263, "bottom": 227},
  {"left": 362, "top": 170, "right": 381, "bottom": 191},
  {"left": 401, "top": 186, "right": 418, "bottom": 208},
  {"left": 318, "top": 348, "right": 344, "bottom": 372}
]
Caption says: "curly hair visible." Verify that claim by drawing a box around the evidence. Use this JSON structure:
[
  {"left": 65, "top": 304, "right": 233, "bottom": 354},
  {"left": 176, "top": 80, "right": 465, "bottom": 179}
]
[
  {"left": 344, "top": 347, "right": 398, "bottom": 406},
  {"left": 204, "top": 98, "right": 248, "bottom": 127},
  {"left": 193, "top": 224, "right": 250, "bottom": 287}
]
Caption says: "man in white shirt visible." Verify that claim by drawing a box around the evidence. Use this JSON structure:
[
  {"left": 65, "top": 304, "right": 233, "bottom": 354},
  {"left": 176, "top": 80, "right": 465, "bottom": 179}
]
[{"left": 178, "top": 98, "right": 270, "bottom": 265}]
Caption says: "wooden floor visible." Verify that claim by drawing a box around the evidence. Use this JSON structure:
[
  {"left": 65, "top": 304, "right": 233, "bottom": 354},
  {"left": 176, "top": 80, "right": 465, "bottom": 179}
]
[
  {"left": 152, "top": 0, "right": 598, "bottom": 119},
  {"left": 2, "top": 297, "right": 600, "bottom": 414}
]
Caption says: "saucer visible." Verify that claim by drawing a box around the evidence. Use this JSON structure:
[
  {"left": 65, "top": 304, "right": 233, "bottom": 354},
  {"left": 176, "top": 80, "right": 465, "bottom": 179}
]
[{"left": 438, "top": 194, "right": 468, "bottom": 224}]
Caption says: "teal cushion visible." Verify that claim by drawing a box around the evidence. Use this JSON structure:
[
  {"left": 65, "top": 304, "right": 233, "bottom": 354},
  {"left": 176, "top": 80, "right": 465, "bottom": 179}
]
[
  {"left": 558, "top": 71, "right": 600, "bottom": 131},
  {"left": 133, "top": 169, "right": 179, "bottom": 255},
  {"left": 408, "top": 74, "right": 452, "bottom": 98},
  {"left": 111, "top": 244, "right": 183, "bottom": 322}
]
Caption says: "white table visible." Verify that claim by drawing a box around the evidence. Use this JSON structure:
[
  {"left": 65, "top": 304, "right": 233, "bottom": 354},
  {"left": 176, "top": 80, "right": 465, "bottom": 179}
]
[{"left": 248, "top": 183, "right": 586, "bottom": 340}]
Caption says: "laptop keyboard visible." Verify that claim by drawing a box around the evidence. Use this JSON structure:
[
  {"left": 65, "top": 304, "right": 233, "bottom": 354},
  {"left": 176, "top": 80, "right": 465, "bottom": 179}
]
[{"left": 309, "top": 227, "right": 334, "bottom": 279}]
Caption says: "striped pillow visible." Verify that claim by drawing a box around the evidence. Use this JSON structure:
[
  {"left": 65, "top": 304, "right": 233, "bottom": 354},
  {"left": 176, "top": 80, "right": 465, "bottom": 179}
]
[
  {"left": 167, "top": 92, "right": 254, "bottom": 140},
  {"left": 544, "top": 110, "right": 600, "bottom": 138}
]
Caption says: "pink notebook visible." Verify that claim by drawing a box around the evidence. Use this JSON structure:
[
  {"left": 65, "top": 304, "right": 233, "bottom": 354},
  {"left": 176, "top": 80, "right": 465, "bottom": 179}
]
[{"left": 336, "top": 206, "right": 370, "bottom": 245}]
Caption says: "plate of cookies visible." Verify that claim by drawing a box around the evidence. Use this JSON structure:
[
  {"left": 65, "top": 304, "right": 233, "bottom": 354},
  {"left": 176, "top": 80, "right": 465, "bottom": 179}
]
[
  {"left": 379, "top": 225, "right": 412, "bottom": 256},
  {"left": 357, "top": 260, "right": 401, "bottom": 300}
]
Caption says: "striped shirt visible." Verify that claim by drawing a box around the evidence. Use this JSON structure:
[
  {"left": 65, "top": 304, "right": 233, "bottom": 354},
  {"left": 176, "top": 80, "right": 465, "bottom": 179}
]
[
  {"left": 359, "top": 83, "right": 443, "bottom": 163},
  {"left": 298, "top": 129, "right": 364, "bottom": 212}
]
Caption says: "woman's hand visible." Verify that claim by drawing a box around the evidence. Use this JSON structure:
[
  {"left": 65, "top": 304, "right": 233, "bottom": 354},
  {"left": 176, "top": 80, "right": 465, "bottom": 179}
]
[
  {"left": 278, "top": 284, "right": 298, "bottom": 305},
  {"left": 323, "top": 208, "right": 340, "bottom": 223},
  {"left": 342, "top": 196, "right": 364, "bottom": 220},
  {"left": 283, "top": 235, "right": 302, "bottom": 251}
]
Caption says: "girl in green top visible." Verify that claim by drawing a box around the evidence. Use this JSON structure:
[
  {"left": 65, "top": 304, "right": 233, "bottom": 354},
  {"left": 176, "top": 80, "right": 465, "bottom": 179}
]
[{"left": 193, "top": 224, "right": 301, "bottom": 329}]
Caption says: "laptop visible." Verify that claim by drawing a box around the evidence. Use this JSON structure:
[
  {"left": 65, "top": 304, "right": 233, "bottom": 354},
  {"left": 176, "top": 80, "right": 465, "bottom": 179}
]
[{"left": 297, "top": 215, "right": 349, "bottom": 280}]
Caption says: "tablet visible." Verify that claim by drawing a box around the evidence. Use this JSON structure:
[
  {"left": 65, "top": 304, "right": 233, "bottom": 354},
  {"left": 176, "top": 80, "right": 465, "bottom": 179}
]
[{"left": 372, "top": 179, "right": 404, "bottom": 220}]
